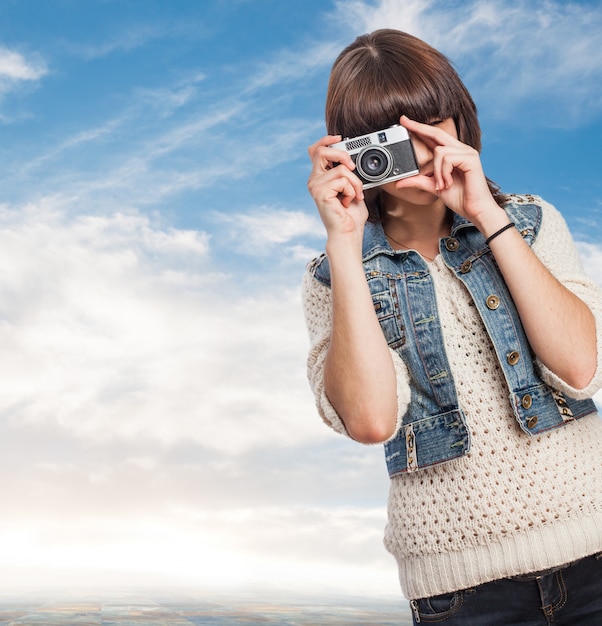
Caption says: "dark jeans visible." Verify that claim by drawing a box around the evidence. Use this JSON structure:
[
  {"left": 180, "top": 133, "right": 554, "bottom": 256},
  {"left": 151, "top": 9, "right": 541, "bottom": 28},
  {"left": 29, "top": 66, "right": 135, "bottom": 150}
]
[{"left": 410, "top": 552, "right": 602, "bottom": 625}]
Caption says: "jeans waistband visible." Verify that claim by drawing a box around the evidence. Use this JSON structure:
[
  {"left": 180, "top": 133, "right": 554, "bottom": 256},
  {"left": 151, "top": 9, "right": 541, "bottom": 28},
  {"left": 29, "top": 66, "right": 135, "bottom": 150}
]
[{"left": 509, "top": 558, "right": 581, "bottom": 581}]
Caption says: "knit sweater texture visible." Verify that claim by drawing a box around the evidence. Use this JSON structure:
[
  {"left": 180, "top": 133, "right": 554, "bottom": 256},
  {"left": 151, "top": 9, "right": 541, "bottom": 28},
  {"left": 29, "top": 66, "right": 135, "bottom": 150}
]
[{"left": 302, "top": 196, "right": 602, "bottom": 600}]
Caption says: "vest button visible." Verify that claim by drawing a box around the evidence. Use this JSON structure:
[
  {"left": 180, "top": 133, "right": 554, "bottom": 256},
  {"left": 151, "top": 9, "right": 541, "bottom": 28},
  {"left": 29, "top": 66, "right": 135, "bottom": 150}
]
[
  {"left": 521, "top": 394, "right": 533, "bottom": 409},
  {"left": 460, "top": 259, "right": 472, "bottom": 273},
  {"left": 445, "top": 238, "right": 459, "bottom": 251},
  {"left": 507, "top": 351, "right": 520, "bottom": 365},
  {"left": 486, "top": 295, "right": 500, "bottom": 310},
  {"left": 527, "top": 415, "right": 539, "bottom": 429}
]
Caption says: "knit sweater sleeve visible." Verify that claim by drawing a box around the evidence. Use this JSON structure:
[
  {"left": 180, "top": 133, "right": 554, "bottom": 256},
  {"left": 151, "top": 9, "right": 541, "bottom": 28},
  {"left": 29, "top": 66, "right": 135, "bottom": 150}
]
[
  {"left": 531, "top": 198, "right": 602, "bottom": 399},
  {"left": 301, "top": 268, "right": 411, "bottom": 440}
]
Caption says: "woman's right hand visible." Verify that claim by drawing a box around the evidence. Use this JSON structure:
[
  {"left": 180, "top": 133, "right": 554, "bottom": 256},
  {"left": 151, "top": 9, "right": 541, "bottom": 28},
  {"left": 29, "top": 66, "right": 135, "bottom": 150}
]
[
  {"left": 307, "top": 135, "right": 368, "bottom": 239},
  {"left": 306, "top": 137, "right": 398, "bottom": 444}
]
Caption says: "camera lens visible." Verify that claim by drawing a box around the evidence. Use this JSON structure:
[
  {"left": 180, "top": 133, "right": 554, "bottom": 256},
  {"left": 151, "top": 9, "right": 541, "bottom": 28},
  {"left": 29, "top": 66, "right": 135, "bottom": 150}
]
[{"left": 357, "top": 146, "right": 392, "bottom": 182}]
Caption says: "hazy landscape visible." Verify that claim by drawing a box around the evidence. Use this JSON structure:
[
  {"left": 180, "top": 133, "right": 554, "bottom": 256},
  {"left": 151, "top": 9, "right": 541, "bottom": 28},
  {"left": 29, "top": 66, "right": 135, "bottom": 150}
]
[{"left": 0, "top": 591, "right": 413, "bottom": 625}]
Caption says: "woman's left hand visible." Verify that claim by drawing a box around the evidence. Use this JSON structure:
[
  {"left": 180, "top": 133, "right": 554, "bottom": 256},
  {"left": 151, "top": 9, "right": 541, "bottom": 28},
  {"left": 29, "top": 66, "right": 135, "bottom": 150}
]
[{"left": 394, "top": 115, "right": 500, "bottom": 227}]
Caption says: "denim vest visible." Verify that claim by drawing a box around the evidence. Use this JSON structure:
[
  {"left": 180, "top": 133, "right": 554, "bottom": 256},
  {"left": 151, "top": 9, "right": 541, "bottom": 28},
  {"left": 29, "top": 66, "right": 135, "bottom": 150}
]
[{"left": 310, "top": 199, "right": 597, "bottom": 477}]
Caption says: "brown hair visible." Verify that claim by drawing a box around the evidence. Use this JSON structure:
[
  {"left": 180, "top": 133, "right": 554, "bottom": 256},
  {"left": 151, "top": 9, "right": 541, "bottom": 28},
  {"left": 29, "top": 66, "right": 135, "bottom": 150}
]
[{"left": 325, "top": 29, "right": 506, "bottom": 218}]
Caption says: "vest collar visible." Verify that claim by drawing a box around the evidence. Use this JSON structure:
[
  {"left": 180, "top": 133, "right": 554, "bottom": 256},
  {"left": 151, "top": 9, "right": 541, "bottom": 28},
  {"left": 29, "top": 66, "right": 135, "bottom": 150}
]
[{"left": 362, "top": 213, "right": 475, "bottom": 262}]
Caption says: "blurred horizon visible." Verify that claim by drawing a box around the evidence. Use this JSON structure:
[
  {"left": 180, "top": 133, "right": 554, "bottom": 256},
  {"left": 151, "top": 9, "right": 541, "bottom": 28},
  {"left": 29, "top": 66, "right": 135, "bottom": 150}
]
[{"left": 0, "top": 588, "right": 412, "bottom": 625}]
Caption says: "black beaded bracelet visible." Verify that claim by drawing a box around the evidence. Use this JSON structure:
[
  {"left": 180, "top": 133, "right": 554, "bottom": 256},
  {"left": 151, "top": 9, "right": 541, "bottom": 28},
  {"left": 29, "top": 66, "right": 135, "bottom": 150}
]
[{"left": 485, "top": 222, "right": 515, "bottom": 246}]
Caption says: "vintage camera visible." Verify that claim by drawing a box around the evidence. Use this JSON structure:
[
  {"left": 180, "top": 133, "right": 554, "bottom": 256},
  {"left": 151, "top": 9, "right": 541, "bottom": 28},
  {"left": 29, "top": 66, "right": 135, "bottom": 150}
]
[{"left": 330, "top": 125, "right": 419, "bottom": 189}]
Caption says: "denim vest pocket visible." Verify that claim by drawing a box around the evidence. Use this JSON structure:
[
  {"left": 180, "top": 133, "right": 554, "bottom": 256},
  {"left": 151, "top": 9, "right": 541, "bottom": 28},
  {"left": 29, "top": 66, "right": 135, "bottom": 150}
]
[
  {"left": 368, "top": 275, "right": 405, "bottom": 350},
  {"left": 384, "top": 409, "right": 471, "bottom": 476}
]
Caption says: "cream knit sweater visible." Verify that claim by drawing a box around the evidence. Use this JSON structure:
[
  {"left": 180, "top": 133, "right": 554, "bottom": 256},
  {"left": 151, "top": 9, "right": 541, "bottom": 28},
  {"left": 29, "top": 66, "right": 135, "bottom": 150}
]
[{"left": 302, "top": 196, "right": 602, "bottom": 600}]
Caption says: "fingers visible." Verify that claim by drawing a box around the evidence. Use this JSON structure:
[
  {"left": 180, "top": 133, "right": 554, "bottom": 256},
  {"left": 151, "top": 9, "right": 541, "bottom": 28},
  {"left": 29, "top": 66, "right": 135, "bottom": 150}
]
[
  {"left": 307, "top": 135, "right": 340, "bottom": 161},
  {"left": 433, "top": 143, "right": 483, "bottom": 192},
  {"left": 433, "top": 147, "right": 456, "bottom": 191},
  {"left": 307, "top": 165, "right": 364, "bottom": 207},
  {"left": 308, "top": 161, "right": 364, "bottom": 206},
  {"left": 307, "top": 142, "right": 368, "bottom": 236},
  {"left": 399, "top": 115, "right": 459, "bottom": 149},
  {"left": 308, "top": 135, "right": 364, "bottom": 206},
  {"left": 391, "top": 175, "right": 440, "bottom": 201},
  {"left": 308, "top": 135, "right": 356, "bottom": 174},
  {"left": 399, "top": 115, "right": 483, "bottom": 191}
]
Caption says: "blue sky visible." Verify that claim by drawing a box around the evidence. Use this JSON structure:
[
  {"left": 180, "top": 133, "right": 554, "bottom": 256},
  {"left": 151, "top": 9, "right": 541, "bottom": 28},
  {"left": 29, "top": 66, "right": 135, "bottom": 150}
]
[{"left": 0, "top": 0, "right": 601, "bottom": 597}]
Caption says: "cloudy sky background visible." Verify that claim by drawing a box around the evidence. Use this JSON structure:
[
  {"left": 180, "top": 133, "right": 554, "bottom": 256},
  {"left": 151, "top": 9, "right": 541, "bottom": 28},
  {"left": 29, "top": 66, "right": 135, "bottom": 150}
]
[{"left": 0, "top": 0, "right": 601, "bottom": 598}]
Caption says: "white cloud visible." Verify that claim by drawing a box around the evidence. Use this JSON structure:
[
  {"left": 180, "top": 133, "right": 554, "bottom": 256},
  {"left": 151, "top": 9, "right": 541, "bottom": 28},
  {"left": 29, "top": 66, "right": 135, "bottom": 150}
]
[
  {"left": 0, "top": 505, "right": 398, "bottom": 595},
  {"left": 218, "top": 207, "right": 325, "bottom": 255},
  {"left": 0, "top": 47, "right": 47, "bottom": 81},
  {"left": 244, "top": 40, "right": 341, "bottom": 93},
  {"left": 0, "top": 196, "right": 394, "bottom": 593},
  {"left": 0, "top": 46, "right": 47, "bottom": 103},
  {"left": 0, "top": 202, "right": 324, "bottom": 455}
]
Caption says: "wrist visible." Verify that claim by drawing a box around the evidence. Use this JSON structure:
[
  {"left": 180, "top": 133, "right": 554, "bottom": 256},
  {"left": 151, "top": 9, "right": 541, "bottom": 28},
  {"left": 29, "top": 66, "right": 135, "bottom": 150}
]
[
  {"left": 471, "top": 206, "right": 512, "bottom": 240},
  {"left": 325, "top": 229, "right": 364, "bottom": 259},
  {"left": 485, "top": 222, "right": 516, "bottom": 246}
]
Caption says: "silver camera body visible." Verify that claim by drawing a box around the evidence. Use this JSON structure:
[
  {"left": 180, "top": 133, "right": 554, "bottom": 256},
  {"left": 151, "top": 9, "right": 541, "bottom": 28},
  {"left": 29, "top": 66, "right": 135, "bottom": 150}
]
[{"left": 330, "top": 124, "right": 419, "bottom": 189}]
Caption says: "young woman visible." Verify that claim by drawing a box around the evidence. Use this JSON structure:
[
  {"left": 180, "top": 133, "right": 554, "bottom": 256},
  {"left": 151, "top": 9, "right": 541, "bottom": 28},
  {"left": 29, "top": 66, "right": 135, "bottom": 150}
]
[{"left": 303, "top": 29, "right": 602, "bottom": 624}]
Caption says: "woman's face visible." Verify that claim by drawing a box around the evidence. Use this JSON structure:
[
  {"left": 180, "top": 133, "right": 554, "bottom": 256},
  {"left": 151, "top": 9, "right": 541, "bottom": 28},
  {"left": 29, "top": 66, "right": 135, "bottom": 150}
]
[{"left": 381, "top": 117, "right": 458, "bottom": 208}]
